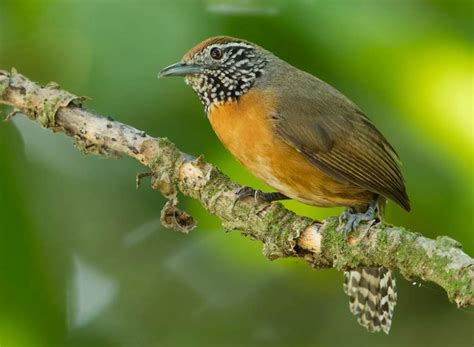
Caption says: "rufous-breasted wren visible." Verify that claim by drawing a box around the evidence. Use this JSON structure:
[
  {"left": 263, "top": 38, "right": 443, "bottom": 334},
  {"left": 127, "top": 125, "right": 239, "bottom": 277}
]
[{"left": 159, "top": 36, "right": 410, "bottom": 334}]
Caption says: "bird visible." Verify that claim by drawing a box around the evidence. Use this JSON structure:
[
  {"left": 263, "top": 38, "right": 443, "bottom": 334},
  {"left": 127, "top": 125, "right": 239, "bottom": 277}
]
[{"left": 158, "top": 36, "right": 409, "bottom": 334}]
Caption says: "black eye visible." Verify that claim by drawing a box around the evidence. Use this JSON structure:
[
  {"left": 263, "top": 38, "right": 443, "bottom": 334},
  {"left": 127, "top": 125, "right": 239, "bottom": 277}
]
[{"left": 210, "top": 47, "right": 223, "bottom": 60}]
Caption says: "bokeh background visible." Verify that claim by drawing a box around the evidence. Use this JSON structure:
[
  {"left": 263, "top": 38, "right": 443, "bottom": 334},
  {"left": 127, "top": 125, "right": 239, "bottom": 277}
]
[{"left": 0, "top": 0, "right": 473, "bottom": 346}]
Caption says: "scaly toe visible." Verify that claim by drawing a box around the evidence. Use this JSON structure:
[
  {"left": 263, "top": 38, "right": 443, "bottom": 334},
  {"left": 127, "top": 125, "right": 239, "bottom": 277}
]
[
  {"left": 235, "top": 186, "right": 258, "bottom": 201},
  {"left": 343, "top": 215, "right": 358, "bottom": 233},
  {"left": 340, "top": 206, "right": 377, "bottom": 234},
  {"left": 345, "top": 215, "right": 368, "bottom": 233}
]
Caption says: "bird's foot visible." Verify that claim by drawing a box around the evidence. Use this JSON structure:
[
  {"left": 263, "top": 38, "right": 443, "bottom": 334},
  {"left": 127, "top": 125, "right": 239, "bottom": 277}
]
[
  {"left": 339, "top": 202, "right": 378, "bottom": 234},
  {"left": 235, "top": 186, "right": 288, "bottom": 203}
]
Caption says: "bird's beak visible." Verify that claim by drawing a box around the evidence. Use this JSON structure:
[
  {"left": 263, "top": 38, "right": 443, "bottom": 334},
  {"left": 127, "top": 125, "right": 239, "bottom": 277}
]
[{"left": 158, "top": 62, "right": 203, "bottom": 78}]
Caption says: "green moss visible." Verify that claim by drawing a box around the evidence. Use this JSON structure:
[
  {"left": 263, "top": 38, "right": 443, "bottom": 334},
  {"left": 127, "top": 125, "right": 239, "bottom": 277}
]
[
  {"left": 25, "top": 81, "right": 82, "bottom": 128},
  {"left": 0, "top": 77, "right": 8, "bottom": 98},
  {"left": 392, "top": 232, "right": 430, "bottom": 279},
  {"left": 436, "top": 235, "right": 463, "bottom": 250},
  {"left": 37, "top": 94, "right": 62, "bottom": 127},
  {"left": 320, "top": 217, "right": 349, "bottom": 270},
  {"left": 73, "top": 138, "right": 121, "bottom": 158},
  {"left": 390, "top": 229, "right": 473, "bottom": 304},
  {"left": 428, "top": 255, "right": 471, "bottom": 305},
  {"left": 376, "top": 227, "right": 390, "bottom": 258},
  {"left": 156, "top": 139, "right": 184, "bottom": 173}
]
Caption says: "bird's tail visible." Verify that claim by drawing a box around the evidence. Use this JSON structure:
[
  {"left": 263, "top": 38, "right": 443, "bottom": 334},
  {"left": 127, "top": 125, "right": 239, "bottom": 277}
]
[{"left": 343, "top": 267, "right": 397, "bottom": 334}]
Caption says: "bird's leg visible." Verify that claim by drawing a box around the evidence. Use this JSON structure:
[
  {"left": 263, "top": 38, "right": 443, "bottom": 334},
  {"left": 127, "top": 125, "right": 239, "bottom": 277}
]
[
  {"left": 340, "top": 200, "right": 378, "bottom": 233},
  {"left": 235, "top": 186, "right": 289, "bottom": 203},
  {"left": 258, "top": 191, "right": 290, "bottom": 203}
]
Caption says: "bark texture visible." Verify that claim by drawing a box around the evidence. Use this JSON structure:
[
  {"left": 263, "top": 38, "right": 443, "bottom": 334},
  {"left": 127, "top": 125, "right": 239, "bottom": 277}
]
[{"left": 1, "top": 70, "right": 472, "bottom": 307}]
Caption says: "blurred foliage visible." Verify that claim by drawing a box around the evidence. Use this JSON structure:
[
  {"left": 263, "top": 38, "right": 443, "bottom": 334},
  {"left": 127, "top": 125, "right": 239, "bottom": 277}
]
[{"left": 0, "top": 0, "right": 473, "bottom": 346}]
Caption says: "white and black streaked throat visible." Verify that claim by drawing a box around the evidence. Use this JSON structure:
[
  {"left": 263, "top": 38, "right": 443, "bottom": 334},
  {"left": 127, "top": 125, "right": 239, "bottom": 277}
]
[{"left": 184, "top": 42, "right": 268, "bottom": 113}]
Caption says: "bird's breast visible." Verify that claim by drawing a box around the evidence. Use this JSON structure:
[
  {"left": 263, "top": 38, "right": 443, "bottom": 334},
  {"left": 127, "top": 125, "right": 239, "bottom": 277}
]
[{"left": 207, "top": 88, "right": 373, "bottom": 208}]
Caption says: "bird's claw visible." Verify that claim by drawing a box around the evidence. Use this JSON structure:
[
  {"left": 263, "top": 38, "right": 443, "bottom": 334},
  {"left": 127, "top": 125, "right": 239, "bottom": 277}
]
[
  {"left": 339, "top": 203, "right": 377, "bottom": 234},
  {"left": 235, "top": 186, "right": 259, "bottom": 201},
  {"left": 234, "top": 187, "right": 288, "bottom": 204}
]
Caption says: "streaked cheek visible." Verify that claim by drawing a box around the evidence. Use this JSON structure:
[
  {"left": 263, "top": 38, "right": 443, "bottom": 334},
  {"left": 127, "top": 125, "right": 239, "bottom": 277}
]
[{"left": 184, "top": 76, "right": 198, "bottom": 86}]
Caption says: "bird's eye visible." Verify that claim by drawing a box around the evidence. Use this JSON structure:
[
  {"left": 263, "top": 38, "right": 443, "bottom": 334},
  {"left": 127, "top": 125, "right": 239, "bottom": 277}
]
[{"left": 210, "top": 47, "right": 223, "bottom": 60}]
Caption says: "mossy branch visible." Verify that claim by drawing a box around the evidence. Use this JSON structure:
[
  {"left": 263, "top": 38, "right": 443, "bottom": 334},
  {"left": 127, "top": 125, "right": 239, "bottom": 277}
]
[{"left": 1, "top": 70, "right": 472, "bottom": 307}]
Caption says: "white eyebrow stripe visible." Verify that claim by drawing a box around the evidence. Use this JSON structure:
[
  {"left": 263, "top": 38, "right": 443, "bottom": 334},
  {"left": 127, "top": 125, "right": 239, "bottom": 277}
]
[{"left": 209, "top": 42, "right": 254, "bottom": 50}]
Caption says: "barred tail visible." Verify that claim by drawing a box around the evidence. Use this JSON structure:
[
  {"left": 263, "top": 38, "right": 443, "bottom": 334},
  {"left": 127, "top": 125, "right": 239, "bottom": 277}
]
[{"left": 343, "top": 267, "right": 397, "bottom": 334}]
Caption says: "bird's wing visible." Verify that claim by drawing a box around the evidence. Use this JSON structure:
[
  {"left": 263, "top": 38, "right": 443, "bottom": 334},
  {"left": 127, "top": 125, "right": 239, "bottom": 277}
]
[{"left": 271, "top": 80, "right": 410, "bottom": 211}]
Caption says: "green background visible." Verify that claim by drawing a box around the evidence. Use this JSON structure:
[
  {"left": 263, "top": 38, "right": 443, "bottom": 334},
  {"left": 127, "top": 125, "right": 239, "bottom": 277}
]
[{"left": 0, "top": 0, "right": 473, "bottom": 346}]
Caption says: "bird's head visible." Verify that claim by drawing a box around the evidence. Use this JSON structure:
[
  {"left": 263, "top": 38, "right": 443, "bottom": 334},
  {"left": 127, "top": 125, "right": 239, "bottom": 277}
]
[{"left": 158, "top": 36, "right": 269, "bottom": 112}]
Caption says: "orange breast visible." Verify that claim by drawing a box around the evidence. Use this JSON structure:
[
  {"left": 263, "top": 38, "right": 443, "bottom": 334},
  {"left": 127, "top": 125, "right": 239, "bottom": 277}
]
[{"left": 208, "top": 88, "right": 374, "bottom": 208}]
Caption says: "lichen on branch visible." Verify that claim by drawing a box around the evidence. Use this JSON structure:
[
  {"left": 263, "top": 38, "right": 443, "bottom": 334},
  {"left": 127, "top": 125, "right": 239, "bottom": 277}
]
[{"left": 1, "top": 69, "right": 472, "bottom": 307}]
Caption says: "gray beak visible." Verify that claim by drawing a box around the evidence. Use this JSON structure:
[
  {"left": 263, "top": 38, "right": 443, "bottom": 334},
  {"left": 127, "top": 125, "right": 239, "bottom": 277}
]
[{"left": 158, "top": 62, "right": 203, "bottom": 78}]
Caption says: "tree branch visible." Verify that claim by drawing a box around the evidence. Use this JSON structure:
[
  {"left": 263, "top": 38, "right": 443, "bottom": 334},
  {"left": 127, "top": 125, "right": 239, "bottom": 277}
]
[{"left": 1, "top": 69, "right": 472, "bottom": 307}]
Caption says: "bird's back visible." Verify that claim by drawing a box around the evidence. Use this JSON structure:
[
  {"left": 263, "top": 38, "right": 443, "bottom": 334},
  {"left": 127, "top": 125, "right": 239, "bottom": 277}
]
[{"left": 257, "top": 57, "right": 410, "bottom": 211}]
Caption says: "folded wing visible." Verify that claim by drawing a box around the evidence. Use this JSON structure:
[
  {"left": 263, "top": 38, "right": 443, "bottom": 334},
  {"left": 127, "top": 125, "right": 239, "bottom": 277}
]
[{"left": 272, "top": 79, "right": 410, "bottom": 211}]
